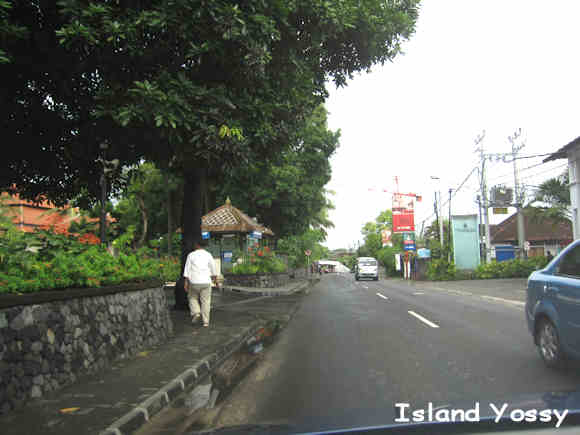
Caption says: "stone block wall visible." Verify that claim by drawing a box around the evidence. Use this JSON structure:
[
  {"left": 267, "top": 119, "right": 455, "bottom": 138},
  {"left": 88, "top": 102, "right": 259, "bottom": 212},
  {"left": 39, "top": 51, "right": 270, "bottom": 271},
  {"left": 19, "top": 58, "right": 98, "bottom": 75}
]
[
  {"left": 0, "top": 286, "right": 172, "bottom": 415},
  {"left": 224, "top": 272, "right": 290, "bottom": 288}
]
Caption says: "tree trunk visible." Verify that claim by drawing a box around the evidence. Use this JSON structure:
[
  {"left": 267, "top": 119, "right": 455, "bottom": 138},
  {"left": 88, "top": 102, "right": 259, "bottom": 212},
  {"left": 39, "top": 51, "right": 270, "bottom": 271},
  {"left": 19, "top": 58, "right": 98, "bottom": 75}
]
[
  {"left": 174, "top": 166, "right": 204, "bottom": 310},
  {"left": 165, "top": 172, "right": 172, "bottom": 257},
  {"left": 136, "top": 194, "right": 148, "bottom": 248}
]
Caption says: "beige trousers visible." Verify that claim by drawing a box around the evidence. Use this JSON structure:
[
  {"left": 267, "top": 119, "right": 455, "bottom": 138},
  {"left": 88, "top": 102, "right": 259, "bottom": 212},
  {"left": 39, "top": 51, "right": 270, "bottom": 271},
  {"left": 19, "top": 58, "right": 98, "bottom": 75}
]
[{"left": 186, "top": 283, "right": 212, "bottom": 325}]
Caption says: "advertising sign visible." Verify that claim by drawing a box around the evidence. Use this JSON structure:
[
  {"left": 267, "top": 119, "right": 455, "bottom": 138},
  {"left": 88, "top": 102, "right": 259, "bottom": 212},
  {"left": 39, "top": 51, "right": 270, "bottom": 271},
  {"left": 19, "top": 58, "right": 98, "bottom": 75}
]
[
  {"left": 392, "top": 194, "right": 415, "bottom": 233},
  {"left": 202, "top": 231, "right": 210, "bottom": 240},
  {"left": 451, "top": 215, "right": 480, "bottom": 270},
  {"left": 250, "top": 230, "right": 262, "bottom": 239},
  {"left": 381, "top": 229, "right": 392, "bottom": 247},
  {"left": 402, "top": 231, "right": 416, "bottom": 251}
]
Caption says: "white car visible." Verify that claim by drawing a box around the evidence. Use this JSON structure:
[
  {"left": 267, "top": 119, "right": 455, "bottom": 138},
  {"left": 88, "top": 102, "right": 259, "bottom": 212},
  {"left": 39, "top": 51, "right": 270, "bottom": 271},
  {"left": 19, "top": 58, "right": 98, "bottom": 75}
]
[{"left": 355, "top": 257, "right": 379, "bottom": 281}]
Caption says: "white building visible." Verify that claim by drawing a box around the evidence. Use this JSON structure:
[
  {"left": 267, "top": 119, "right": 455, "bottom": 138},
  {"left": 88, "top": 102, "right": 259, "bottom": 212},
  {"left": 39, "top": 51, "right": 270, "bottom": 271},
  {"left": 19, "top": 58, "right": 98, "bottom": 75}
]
[{"left": 544, "top": 137, "right": 580, "bottom": 240}]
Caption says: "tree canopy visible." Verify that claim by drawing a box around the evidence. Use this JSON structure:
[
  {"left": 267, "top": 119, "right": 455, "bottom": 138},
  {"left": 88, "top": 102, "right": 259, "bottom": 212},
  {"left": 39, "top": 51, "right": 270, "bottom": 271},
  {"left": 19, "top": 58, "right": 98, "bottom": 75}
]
[
  {"left": 1, "top": 0, "right": 420, "bottom": 290},
  {"left": 217, "top": 105, "right": 339, "bottom": 237}
]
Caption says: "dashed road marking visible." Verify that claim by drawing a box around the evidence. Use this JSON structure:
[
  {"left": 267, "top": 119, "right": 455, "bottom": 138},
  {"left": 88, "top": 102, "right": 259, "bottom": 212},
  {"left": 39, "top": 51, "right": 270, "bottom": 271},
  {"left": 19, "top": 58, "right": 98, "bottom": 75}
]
[
  {"left": 376, "top": 292, "right": 389, "bottom": 300},
  {"left": 408, "top": 310, "right": 439, "bottom": 328},
  {"left": 413, "top": 292, "right": 424, "bottom": 295}
]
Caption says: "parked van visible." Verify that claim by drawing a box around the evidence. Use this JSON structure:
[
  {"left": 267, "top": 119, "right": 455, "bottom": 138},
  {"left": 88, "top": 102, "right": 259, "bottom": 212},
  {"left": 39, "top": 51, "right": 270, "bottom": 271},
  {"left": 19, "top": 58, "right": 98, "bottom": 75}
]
[{"left": 355, "top": 257, "right": 379, "bottom": 281}]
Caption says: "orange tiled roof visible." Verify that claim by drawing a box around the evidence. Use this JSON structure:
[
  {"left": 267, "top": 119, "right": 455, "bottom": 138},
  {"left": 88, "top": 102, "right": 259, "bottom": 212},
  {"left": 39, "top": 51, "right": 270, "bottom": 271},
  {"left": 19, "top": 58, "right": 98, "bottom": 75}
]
[{"left": 1, "top": 192, "right": 111, "bottom": 233}]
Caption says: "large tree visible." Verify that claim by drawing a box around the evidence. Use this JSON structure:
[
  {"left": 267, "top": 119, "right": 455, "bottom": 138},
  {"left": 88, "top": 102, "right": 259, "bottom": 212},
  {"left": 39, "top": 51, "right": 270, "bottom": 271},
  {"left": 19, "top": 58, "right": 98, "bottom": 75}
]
[
  {"left": 2, "top": 0, "right": 419, "bottom": 305},
  {"left": 217, "top": 105, "right": 339, "bottom": 237}
]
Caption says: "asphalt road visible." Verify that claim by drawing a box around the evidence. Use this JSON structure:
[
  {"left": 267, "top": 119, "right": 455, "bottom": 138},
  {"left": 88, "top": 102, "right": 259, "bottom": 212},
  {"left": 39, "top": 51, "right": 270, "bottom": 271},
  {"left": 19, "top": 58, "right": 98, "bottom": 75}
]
[{"left": 211, "top": 273, "right": 580, "bottom": 433}]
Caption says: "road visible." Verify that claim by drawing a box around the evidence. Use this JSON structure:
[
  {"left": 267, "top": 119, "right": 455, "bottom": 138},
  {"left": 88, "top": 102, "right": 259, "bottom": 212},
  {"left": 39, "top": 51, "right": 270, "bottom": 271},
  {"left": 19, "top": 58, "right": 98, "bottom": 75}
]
[{"left": 210, "top": 273, "right": 580, "bottom": 432}]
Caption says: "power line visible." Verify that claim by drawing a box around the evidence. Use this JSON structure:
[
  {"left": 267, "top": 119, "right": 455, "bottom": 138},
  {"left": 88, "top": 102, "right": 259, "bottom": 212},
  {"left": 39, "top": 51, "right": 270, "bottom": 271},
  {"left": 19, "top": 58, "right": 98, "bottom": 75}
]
[
  {"left": 487, "top": 161, "right": 563, "bottom": 184},
  {"left": 417, "top": 166, "right": 478, "bottom": 226},
  {"left": 518, "top": 162, "right": 568, "bottom": 183}
]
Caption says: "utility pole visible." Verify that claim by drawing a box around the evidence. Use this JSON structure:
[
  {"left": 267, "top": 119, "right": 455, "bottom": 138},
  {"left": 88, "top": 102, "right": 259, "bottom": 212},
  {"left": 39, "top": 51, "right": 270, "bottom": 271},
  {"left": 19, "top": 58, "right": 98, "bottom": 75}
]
[
  {"left": 475, "top": 130, "right": 491, "bottom": 263},
  {"left": 476, "top": 193, "right": 484, "bottom": 261},
  {"left": 508, "top": 129, "right": 526, "bottom": 259},
  {"left": 448, "top": 188, "right": 452, "bottom": 262},
  {"left": 431, "top": 176, "right": 444, "bottom": 249}
]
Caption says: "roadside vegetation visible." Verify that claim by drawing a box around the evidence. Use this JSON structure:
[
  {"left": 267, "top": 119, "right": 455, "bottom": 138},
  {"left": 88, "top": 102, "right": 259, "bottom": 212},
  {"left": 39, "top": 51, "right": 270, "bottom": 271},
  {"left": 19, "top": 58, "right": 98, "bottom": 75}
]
[{"left": 0, "top": 208, "right": 179, "bottom": 294}]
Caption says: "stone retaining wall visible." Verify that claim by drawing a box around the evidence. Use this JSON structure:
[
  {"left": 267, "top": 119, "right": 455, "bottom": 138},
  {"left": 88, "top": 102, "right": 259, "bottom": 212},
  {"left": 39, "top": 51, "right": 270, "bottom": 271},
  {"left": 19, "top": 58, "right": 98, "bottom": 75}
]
[
  {"left": 0, "top": 286, "right": 172, "bottom": 415},
  {"left": 224, "top": 272, "right": 290, "bottom": 288}
]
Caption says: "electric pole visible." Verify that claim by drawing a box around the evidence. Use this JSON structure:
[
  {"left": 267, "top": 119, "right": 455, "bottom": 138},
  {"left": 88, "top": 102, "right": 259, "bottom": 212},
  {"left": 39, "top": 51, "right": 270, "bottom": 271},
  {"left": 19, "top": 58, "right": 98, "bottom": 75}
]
[
  {"left": 475, "top": 131, "right": 491, "bottom": 263},
  {"left": 508, "top": 129, "right": 526, "bottom": 259},
  {"left": 448, "top": 188, "right": 452, "bottom": 262},
  {"left": 431, "top": 176, "right": 444, "bottom": 249}
]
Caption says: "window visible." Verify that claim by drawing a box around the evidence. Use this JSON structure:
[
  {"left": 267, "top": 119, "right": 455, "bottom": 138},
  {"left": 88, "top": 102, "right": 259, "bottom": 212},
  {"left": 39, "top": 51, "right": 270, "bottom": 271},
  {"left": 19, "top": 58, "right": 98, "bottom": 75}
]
[{"left": 557, "top": 245, "right": 580, "bottom": 278}]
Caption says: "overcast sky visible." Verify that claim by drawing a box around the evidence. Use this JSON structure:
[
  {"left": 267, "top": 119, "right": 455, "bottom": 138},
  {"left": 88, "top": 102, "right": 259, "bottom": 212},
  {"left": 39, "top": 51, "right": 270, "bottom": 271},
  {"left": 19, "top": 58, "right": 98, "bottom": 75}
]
[{"left": 323, "top": 0, "right": 578, "bottom": 250}]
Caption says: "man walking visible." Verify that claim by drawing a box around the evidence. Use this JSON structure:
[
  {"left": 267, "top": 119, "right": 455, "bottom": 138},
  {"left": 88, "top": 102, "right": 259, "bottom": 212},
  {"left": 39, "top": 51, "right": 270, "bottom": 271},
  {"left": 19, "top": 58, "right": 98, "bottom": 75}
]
[{"left": 183, "top": 240, "right": 218, "bottom": 328}]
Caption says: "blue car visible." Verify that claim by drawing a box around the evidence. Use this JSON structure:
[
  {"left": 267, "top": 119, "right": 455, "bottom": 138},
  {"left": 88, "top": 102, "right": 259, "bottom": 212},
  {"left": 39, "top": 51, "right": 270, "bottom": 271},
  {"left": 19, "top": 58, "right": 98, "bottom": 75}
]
[{"left": 526, "top": 239, "right": 580, "bottom": 368}]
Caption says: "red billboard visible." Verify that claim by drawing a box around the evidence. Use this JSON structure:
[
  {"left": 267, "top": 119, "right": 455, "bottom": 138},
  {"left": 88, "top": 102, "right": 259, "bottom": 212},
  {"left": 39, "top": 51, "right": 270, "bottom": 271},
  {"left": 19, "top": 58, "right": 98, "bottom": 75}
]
[{"left": 392, "top": 194, "right": 415, "bottom": 233}]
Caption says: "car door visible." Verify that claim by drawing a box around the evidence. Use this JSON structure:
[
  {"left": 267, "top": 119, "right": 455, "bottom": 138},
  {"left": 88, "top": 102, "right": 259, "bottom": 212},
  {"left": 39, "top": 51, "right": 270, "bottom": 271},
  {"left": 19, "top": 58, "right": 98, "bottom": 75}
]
[{"left": 551, "top": 244, "right": 580, "bottom": 353}]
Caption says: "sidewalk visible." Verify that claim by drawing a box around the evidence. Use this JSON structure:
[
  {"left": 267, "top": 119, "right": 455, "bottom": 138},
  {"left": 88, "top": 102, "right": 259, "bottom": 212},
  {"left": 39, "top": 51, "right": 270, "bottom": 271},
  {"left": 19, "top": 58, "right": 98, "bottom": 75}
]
[
  {"left": 395, "top": 278, "right": 528, "bottom": 305},
  {"left": 0, "top": 279, "right": 314, "bottom": 435}
]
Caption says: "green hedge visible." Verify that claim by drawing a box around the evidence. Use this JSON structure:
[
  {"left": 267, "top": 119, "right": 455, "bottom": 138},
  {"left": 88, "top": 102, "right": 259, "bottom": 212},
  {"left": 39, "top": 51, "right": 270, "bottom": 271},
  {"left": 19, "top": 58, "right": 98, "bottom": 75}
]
[
  {"left": 0, "top": 247, "right": 180, "bottom": 294},
  {"left": 474, "top": 256, "right": 549, "bottom": 279},
  {"left": 0, "top": 224, "right": 180, "bottom": 294}
]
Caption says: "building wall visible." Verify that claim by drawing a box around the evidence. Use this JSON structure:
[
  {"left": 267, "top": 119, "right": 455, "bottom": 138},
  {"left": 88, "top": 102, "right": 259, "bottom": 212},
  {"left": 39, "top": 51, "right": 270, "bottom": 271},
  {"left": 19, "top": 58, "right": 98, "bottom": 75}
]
[{"left": 569, "top": 147, "right": 580, "bottom": 240}]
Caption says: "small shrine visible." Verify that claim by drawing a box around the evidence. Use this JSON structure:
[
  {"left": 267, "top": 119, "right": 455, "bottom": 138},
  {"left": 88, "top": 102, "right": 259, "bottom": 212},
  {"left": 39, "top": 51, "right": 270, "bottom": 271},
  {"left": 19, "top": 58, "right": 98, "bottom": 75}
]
[{"left": 201, "top": 198, "right": 274, "bottom": 272}]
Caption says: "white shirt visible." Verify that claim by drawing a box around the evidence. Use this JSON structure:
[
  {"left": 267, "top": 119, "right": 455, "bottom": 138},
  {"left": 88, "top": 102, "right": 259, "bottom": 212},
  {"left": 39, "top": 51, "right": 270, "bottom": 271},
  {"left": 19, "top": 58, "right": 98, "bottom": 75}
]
[{"left": 184, "top": 249, "right": 217, "bottom": 285}]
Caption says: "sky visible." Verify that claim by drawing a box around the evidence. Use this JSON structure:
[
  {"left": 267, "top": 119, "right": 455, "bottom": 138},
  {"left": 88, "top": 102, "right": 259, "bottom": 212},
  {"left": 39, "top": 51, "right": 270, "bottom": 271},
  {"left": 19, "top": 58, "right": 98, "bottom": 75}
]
[{"left": 323, "top": 0, "right": 579, "bottom": 251}]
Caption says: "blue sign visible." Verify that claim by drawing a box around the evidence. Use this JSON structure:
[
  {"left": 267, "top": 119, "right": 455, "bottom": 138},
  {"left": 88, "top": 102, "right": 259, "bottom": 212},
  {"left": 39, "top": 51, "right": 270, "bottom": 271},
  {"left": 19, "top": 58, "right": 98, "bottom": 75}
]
[
  {"left": 404, "top": 243, "right": 416, "bottom": 251},
  {"left": 417, "top": 248, "right": 431, "bottom": 258},
  {"left": 222, "top": 251, "right": 233, "bottom": 263},
  {"left": 250, "top": 231, "right": 262, "bottom": 239},
  {"left": 202, "top": 231, "right": 210, "bottom": 240}
]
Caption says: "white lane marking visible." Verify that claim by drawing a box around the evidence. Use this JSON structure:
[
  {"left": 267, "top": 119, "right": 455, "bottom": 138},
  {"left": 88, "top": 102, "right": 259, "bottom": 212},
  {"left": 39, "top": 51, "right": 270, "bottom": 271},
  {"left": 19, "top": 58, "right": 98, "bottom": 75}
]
[
  {"left": 363, "top": 285, "right": 369, "bottom": 289},
  {"left": 413, "top": 292, "right": 424, "bottom": 295},
  {"left": 480, "top": 295, "right": 525, "bottom": 307},
  {"left": 408, "top": 310, "right": 439, "bottom": 328},
  {"left": 376, "top": 292, "right": 389, "bottom": 300}
]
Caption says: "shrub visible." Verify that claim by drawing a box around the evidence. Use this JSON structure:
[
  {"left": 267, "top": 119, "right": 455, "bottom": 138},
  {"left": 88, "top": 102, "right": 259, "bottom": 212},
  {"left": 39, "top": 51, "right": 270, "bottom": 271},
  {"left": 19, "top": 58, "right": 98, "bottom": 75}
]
[
  {"left": 426, "top": 258, "right": 457, "bottom": 281},
  {"left": 474, "top": 256, "right": 549, "bottom": 279},
  {"left": 0, "top": 222, "right": 181, "bottom": 293},
  {"left": 230, "top": 244, "right": 287, "bottom": 274}
]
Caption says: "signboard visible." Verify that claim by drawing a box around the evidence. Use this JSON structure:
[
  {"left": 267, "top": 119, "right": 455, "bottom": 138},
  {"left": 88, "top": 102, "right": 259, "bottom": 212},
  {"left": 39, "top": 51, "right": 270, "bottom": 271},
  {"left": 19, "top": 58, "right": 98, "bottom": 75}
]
[
  {"left": 451, "top": 215, "right": 480, "bottom": 270},
  {"left": 222, "top": 251, "right": 233, "bottom": 263},
  {"left": 402, "top": 232, "right": 416, "bottom": 251},
  {"left": 250, "top": 230, "right": 262, "bottom": 239},
  {"left": 493, "top": 207, "right": 508, "bottom": 214},
  {"left": 201, "top": 231, "right": 210, "bottom": 240},
  {"left": 417, "top": 248, "right": 431, "bottom": 258},
  {"left": 381, "top": 229, "right": 392, "bottom": 247},
  {"left": 392, "top": 194, "right": 415, "bottom": 233}
]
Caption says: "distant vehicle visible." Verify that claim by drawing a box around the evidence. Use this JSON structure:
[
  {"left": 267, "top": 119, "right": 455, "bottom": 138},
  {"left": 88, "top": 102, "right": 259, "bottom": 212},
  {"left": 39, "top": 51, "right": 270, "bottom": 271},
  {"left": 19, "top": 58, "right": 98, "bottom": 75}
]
[
  {"left": 526, "top": 239, "right": 580, "bottom": 368},
  {"left": 355, "top": 257, "right": 379, "bottom": 281}
]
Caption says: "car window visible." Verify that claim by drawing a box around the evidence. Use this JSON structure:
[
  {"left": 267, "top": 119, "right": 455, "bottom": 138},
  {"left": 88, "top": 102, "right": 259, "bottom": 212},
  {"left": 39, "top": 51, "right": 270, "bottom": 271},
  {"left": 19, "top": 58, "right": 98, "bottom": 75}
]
[
  {"left": 359, "top": 260, "right": 377, "bottom": 266},
  {"left": 556, "top": 245, "right": 580, "bottom": 278}
]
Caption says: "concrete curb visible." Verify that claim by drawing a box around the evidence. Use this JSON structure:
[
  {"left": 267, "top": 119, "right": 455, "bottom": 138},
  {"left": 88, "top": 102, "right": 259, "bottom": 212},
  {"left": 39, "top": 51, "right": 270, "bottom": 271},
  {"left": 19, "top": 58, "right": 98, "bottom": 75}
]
[
  {"left": 222, "top": 278, "right": 317, "bottom": 297},
  {"left": 98, "top": 322, "right": 264, "bottom": 435}
]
